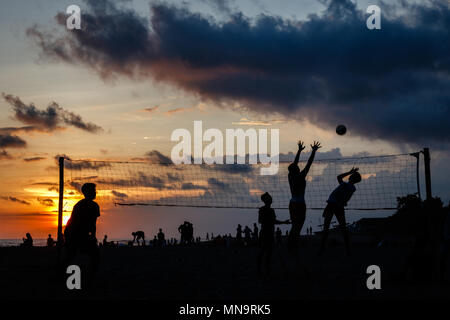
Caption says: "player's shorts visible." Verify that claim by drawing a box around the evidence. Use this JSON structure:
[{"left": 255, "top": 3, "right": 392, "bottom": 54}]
[
  {"left": 259, "top": 232, "right": 275, "bottom": 249},
  {"left": 322, "top": 202, "right": 345, "bottom": 219},
  {"left": 289, "top": 201, "right": 306, "bottom": 224}
]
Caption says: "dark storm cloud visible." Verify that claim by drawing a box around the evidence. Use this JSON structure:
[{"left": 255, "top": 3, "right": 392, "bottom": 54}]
[
  {"left": 96, "top": 172, "right": 171, "bottom": 190},
  {"left": 181, "top": 182, "right": 208, "bottom": 190},
  {"left": 26, "top": 0, "right": 450, "bottom": 146},
  {"left": 279, "top": 148, "right": 344, "bottom": 162},
  {"left": 37, "top": 198, "right": 54, "bottom": 207},
  {"left": 111, "top": 190, "right": 128, "bottom": 198},
  {"left": 0, "top": 150, "right": 12, "bottom": 160},
  {"left": 54, "top": 154, "right": 111, "bottom": 170},
  {"left": 144, "top": 150, "right": 173, "bottom": 164},
  {"left": 2, "top": 94, "right": 103, "bottom": 133},
  {"left": 0, "top": 196, "right": 31, "bottom": 206},
  {"left": 207, "top": 177, "right": 229, "bottom": 190},
  {"left": 143, "top": 105, "right": 159, "bottom": 113},
  {"left": 0, "top": 134, "right": 27, "bottom": 148},
  {"left": 0, "top": 126, "right": 43, "bottom": 134},
  {"left": 24, "top": 156, "right": 47, "bottom": 162}
]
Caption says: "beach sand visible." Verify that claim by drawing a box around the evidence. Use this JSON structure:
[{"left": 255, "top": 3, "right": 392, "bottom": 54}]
[{"left": 0, "top": 236, "right": 448, "bottom": 300}]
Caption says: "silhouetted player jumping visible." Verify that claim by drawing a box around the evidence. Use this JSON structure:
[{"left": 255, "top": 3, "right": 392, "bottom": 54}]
[
  {"left": 64, "top": 183, "right": 100, "bottom": 283},
  {"left": 287, "top": 140, "right": 321, "bottom": 249},
  {"left": 257, "top": 192, "right": 290, "bottom": 274},
  {"left": 319, "top": 167, "right": 361, "bottom": 255}
]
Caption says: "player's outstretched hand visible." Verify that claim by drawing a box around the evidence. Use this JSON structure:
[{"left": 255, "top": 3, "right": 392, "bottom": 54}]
[
  {"left": 311, "top": 141, "right": 322, "bottom": 151},
  {"left": 298, "top": 140, "right": 306, "bottom": 151},
  {"left": 350, "top": 167, "right": 359, "bottom": 173}
]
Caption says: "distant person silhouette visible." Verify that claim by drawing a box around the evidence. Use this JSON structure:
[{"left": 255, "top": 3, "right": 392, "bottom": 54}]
[
  {"left": 157, "top": 228, "right": 165, "bottom": 247},
  {"left": 186, "top": 221, "right": 194, "bottom": 244},
  {"left": 257, "top": 192, "right": 290, "bottom": 274},
  {"left": 319, "top": 167, "right": 361, "bottom": 255},
  {"left": 253, "top": 223, "right": 259, "bottom": 243},
  {"left": 243, "top": 226, "right": 252, "bottom": 245},
  {"left": 47, "top": 234, "right": 55, "bottom": 247},
  {"left": 64, "top": 183, "right": 100, "bottom": 281},
  {"left": 288, "top": 140, "right": 321, "bottom": 250},
  {"left": 178, "top": 223, "right": 186, "bottom": 244},
  {"left": 103, "top": 235, "right": 108, "bottom": 246},
  {"left": 178, "top": 221, "right": 194, "bottom": 245},
  {"left": 275, "top": 227, "right": 282, "bottom": 246},
  {"left": 206, "top": 233, "right": 209, "bottom": 241},
  {"left": 21, "top": 233, "right": 33, "bottom": 247},
  {"left": 236, "top": 224, "right": 243, "bottom": 244},
  {"left": 132, "top": 231, "right": 146, "bottom": 246}
]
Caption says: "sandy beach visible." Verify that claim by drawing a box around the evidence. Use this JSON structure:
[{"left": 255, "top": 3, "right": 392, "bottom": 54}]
[{"left": 0, "top": 236, "right": 448, "bottom": 300}]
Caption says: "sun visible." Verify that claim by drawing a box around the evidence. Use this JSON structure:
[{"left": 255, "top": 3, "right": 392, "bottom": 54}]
[{"left": 62, "top": 214, "right": 70, "bottom": 226}]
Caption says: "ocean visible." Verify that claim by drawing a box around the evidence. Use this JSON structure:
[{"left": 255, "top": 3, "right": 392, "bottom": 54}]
[{"left": 0, "top": 239, "right": 130, "bottom": 247}]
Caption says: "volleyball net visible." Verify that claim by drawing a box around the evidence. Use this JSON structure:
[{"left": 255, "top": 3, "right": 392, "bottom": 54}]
[{"left": 62, "top": 152, "right": 421, "bottom": 210}]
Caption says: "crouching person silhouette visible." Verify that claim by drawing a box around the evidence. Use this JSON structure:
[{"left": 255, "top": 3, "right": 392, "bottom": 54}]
[
  {"left": 63, "top": 183, "right": 100, "bottom": 287},
  {"left": 319, "top": 167, "right": 361, "bottom": 255}
]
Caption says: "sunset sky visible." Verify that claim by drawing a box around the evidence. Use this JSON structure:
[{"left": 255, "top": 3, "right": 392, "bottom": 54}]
[{"left": 0, "top": 0, "right": 449, "bottom": 240}]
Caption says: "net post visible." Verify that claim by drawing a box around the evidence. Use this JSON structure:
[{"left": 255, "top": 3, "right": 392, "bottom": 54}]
[
  {"left": 410, "top": 152, "right": 421, "bottom": 199},
  {"left": 423, "top": 148, "right": 432, "bottom": 201},
  {"left": 57, "top": 156, "right": 64, "bottom": 262}
]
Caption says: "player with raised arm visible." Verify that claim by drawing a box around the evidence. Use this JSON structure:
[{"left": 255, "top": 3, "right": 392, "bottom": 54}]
[
  {"left": 319, "top": 167, "right": 362, "bottom": 255},
  {"left": 287, "top": 140, "right": 321, "bottom": 249}
]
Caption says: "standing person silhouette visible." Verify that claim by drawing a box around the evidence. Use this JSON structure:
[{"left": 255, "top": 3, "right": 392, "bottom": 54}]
[
  {"left": 236, "top": 224, "right": 243, "bottom": 244},
  {"left": 287, "top": 140, "right": 321, "bottom": 250},
  {"left": 319, "top": 167, "right": 361, "bottom": 255},
  {"left": 257, "top": 192, "right": 290, "bottom": 275},
  {"left": 63, "top": 183, "right": 100, "bottom": 284},
  {"left": 253, "top": 223, "right": 259, "bottom": 243},
  {"left": 243, "top": 226, "right": 252, "bottom": 245},
  {"left": 157, "top": 228, "right": 165, "bottom": 247},
  {"left": 47, "top": 234, "right": 55, "bottom": 247}
]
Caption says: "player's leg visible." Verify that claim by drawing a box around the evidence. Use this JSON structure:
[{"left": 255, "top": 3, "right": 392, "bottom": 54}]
[
  {"left": 288, "top": 202, "right": 305, "bottom": 250},
  {"left": 335, "top": 208, "right": 349, "bottom": 254},
  {"left": 265, "top": 244, "right": 273, "bottom": 274},
  {"left": 298, "top": 202, "right": 306, "bottom": 236},
  {"left": 257, "top": 248, "right": 264, "bottom": 275},
  {"left": 319, "top": 204, "right": 334, "bottom": 253}
]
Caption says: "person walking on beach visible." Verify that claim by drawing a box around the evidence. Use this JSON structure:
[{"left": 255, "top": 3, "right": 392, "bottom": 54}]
[
  {"left": 319, "top": 167, "right": 361, "bottom": 255},
  {"left": 64, "top": 183, "right": 100, "bottom": 283},
  {"left": 287, "top": 140, "right": 321, "bottom": 250}
]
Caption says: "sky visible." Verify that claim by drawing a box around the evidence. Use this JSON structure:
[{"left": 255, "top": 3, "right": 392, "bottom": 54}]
[{"left": 0, "top": 0, "right": 449, "bottom": 240}]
